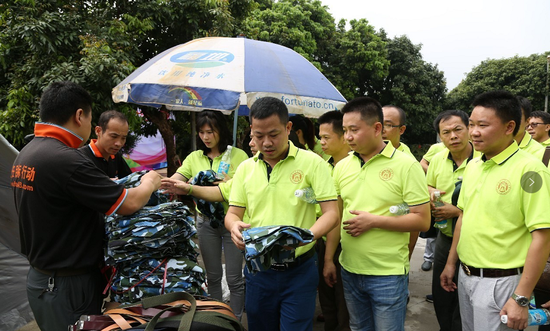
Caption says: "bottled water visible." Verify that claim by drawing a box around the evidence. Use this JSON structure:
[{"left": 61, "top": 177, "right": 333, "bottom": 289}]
[
  {"left": 433, "top": 191, "right": 447, "bottom": 229},
  {"left": 389, "top": 202, "right": 409, "bottom": 215},
  {"left": 216, "top": 145, "right": 232, "bottom": 180},
  {"left": 501, "top": 308, "right": 550, "bottom": 326},
  {"left": 295, "top": 188, "right": 317, "bottom": 203}
]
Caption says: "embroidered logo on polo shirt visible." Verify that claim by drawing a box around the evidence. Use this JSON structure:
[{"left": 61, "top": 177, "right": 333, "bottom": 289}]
[
  {"left": 496, "top": 179, "right": 511, "bottom": 195},
  {"left": 379, "top": 168, "right": 394, "bottom": 181},
  {"left": 290, "top": 170, "right": 304, "bottom": 184}
]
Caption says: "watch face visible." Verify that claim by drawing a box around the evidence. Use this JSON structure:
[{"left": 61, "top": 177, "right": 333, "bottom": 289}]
[{"left": 517, "top": 297, "right": 529, "bottom": 306}]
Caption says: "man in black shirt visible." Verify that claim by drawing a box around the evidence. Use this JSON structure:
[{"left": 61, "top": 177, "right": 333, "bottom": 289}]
[
  {"left": 80, "top": 110, "right": 132, "bottom": 178},
  {"left": 11, "top": 81, "right": 161, "bottom": 331}
]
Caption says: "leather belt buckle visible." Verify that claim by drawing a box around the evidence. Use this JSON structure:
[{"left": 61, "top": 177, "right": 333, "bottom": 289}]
[{"left": 462, "top": 263, "right": 471, "bottom": 276}]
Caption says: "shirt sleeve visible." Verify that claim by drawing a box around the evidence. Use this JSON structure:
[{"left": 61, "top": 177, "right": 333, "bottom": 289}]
[
  {"left": 403, "top": 161, "right": 430, "bottom": 206},
  {"left": 67, "top": 160, "right": 126, "bottom": 215},
  {"left": 177, "top": 151, "right": 198, "bottom": 179},
  {"left": 228, "top": 161, "right": 248, "bottom": 208},
  {"left": 310, "top": 155, "right": 337, "bottom": 202}
]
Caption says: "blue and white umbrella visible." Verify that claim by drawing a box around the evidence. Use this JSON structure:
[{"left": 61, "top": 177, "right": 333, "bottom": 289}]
[{"left": 112, "top": 37, "right": 346, "bottom": 118}]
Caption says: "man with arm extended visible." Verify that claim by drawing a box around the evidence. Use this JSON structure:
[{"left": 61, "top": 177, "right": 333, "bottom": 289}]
[
  {"left": 11, "top": 81, "right": 161, "bottom": 331},
  {"left": 225, "top": 97, "right": 339, "bottom": 331},
  {"left": 79, "top": 110, "right": 132, "bottom": 178},
  {"left": 325, "top": 97, "right": 430, "bottom": 331},
  {"left": 440, "top": 90, "right": 550, "bottom": 331}
]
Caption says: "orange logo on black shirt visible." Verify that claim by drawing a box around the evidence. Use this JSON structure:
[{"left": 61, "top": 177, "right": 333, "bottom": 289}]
[
  {"left": 496, "top": 179, "right": 511, "bottom": 195},
  {"left": 379, "top": 168, "right": 394, "bottom": 181},
  {"left": 11, "top": 164, "right": 35, "bottom": 191},
  {"left": 290, "top": 170, "right": 304, "bottom": 184}
]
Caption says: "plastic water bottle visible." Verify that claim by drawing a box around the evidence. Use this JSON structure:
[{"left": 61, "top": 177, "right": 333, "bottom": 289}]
[
  {"left": 389, "top": 203, "right": 409, "bottom": 215},
  {"left": 433, "top": 191, "right": 447, "bottom": 229},
  {"left": 295, "top": 188, "right": 317, "bottom": 203},
  {"left": 216, "top": 145, "right": 232, "bottom": 180},
  {"left": 501, "top": 308, "right": 550, "bottom": 326}
]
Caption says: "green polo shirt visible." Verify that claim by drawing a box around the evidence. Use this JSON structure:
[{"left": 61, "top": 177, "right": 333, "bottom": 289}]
[
  {"left": 426, "top": 145, "right": 481, "bottom": 237},
  {"left": 541, "top": 138, "right": 550, "bottom": 147},
  {"left": 177, "top": 147, "right": 248, "bottom": 212},
  {"left": 457, "top": 141, "right": 550, "bottom": 269},
  {"left": 333, "top": 143, "right": 430, "bottom": 276},
  {"left": 229, "top": 141, "right": 337, "bottom": 256},
  {"left": 422, "top": 142, "right": 446, "bottom": 163},
  {"left": 397, "top": 142, "right": 415, "bottom": 159},
  {"left": 519, "top": 132, "right": 545, "bottom": 160}
]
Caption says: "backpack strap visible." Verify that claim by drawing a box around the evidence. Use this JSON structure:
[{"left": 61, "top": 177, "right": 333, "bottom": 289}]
[{"left": 543, "top": 146, "right": 550, "bottom": 167}]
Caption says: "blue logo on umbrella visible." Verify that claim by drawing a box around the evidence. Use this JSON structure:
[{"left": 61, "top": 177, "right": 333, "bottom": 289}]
[{"left": 170, "top": 51, "right": 234, "bottom": 68}]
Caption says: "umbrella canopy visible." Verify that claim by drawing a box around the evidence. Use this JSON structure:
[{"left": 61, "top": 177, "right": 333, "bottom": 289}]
[{"left": 112, "top": 37, "right": 346, "bottom": 118}]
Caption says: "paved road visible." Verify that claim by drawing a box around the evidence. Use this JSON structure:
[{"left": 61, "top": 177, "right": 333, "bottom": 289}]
[{"left": 17, "top": 238, "right": 537, "bottom": 331}]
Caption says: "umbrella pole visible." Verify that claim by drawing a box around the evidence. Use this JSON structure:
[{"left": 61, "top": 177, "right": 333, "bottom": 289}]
[
  {"left": 191, "top": 112, "right": 197, "bottom": 151},
  {"left": 232, "top": 111, "right": 238, "bottom": 147}
]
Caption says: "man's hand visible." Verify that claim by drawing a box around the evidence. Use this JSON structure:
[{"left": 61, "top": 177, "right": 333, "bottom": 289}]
[
  {"left": 323, "top": 260, "right": 337, "bottom": 288},
  {"left": 432, "top": 202, "right": 460, "bottom": 220},
  {"left": 229, "top": 221, "right": 251, "bottom": 251},
  {"left": 342, "top": 210, "right": 376, "bottom": 237},
  {"left": 160, "top": 178, "right": 190, "bottom": 195},
  {"left": 440, "top": 263, "right": 457, "bottom": 292},
  {"left": 500, "top": 298, "right": 528, "bottom": 330},
  {"left": 142, "top": 170, "right": 162, "bottom": 190}
]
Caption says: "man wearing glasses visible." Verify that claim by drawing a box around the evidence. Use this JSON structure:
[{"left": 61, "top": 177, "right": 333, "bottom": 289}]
[
  {"left": 382, "top": 105, "right": 415, "bottom": 159},
  {"left": 515, "top": 96, "right": 545, "bottom": 158},
  {"left": 527, "top": 111, "right": 550, "bottom": 147}
]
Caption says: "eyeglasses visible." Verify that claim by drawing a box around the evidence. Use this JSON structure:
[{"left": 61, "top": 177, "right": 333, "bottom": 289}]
[
  {"left": 383, "top": 124, "right": 402, "bottom": 129},
  {"left": 527, "top": 122, "right": 548, "bottom": 128}
]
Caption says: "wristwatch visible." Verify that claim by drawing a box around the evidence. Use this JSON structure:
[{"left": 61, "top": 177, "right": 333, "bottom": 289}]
[{"left": 511, "top": 293, "right": 529, "bottom": 307}]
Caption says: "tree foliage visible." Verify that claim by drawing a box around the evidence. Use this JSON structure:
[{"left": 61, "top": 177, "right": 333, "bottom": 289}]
[
  {"left": 446, "top": 54, "right": 550, "bottom": 113},
  {"left": 370, "top": 34, "right": 447, "bottom": 143},
  {"left": 0, "top": 0, "right": 251, "bottom": 175}
]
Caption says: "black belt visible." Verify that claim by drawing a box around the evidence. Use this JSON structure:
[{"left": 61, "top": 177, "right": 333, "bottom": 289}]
[
  {"left": 461, "top": 263, "right": 523, "bottom": 278},
  {"left": 33, "top": 266, "right": 93, "bottom": 277},
  {"left": 270, "top": 247, "right": 315, "bottom": 271}
]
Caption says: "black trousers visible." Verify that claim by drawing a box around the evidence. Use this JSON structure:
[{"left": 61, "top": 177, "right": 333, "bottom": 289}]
[
  {"left": 432, "top": 232, "right": 462, "bottom": 331},
  {"left": 27, "top": 267, "right": 103, "bottom": 331},
  {"left": 316, "top": 239, "right": 350, "bottom": 331}
]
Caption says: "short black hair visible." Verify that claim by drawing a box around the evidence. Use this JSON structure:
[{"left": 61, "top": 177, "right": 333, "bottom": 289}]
[
  {"left": 98, "top": 110, "right": 128, "bottom": 131},
  {"left": 341, "top": 97, "right": 383, "bottom": 124},
  {"left": 383, "top": 105, "right": 406, "bottom": 125},
  {"left": 472, "top": 90, "right": 522, "bottom": 136},
  {"left": 40, "top": 81, "right": 92, "bottom": 125},
  {"left": 249, "top": 97, "right": 289, "bottom": 125},
  {"left": 433, "top": 110, "right": 469, "bottom": 134},
  {"left": 530, "top": 110, "right": 550, "bottom": 124},
  {"left": 517, "top": 96, "right": 532, "bottom": 120},
  {"left": 318, "top": 110, "right": 344, "bottom": 136},
  {"left": 196, "top": 110, "right": 233, "bottom": 154}
]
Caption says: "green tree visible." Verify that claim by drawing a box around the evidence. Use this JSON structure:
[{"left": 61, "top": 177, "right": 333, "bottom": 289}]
[
  {"left": 240, "top": 0, "right": 390, "bottom": 102},
  {"left": 370, "top": 34, "right": 447, "bottom": 144},
  {"left": 0, "top": 0, "right": 251, "bottom": 175},
  {"left": 446, "top": 54, "right": 550, "bottom": 112}
]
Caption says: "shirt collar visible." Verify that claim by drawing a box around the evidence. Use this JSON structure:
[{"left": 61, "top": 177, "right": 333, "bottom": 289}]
[
  {"left": 34, "top": 122, "right": 83, "bottom": 148},
  {"left": 88, "top": 139, "right": 115, "bottom": 159},
  {"left": 352, "top": 141, "right": 395, "bottom": 166},
  {"left": 481, "top": 140, "right": 519, "bottom": 165},
  {"left": 519, "top": 131, "right": 533, "bottom": 149},
  {"left": 255, "top": 141, "right": 296, "bottom": 162}
]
